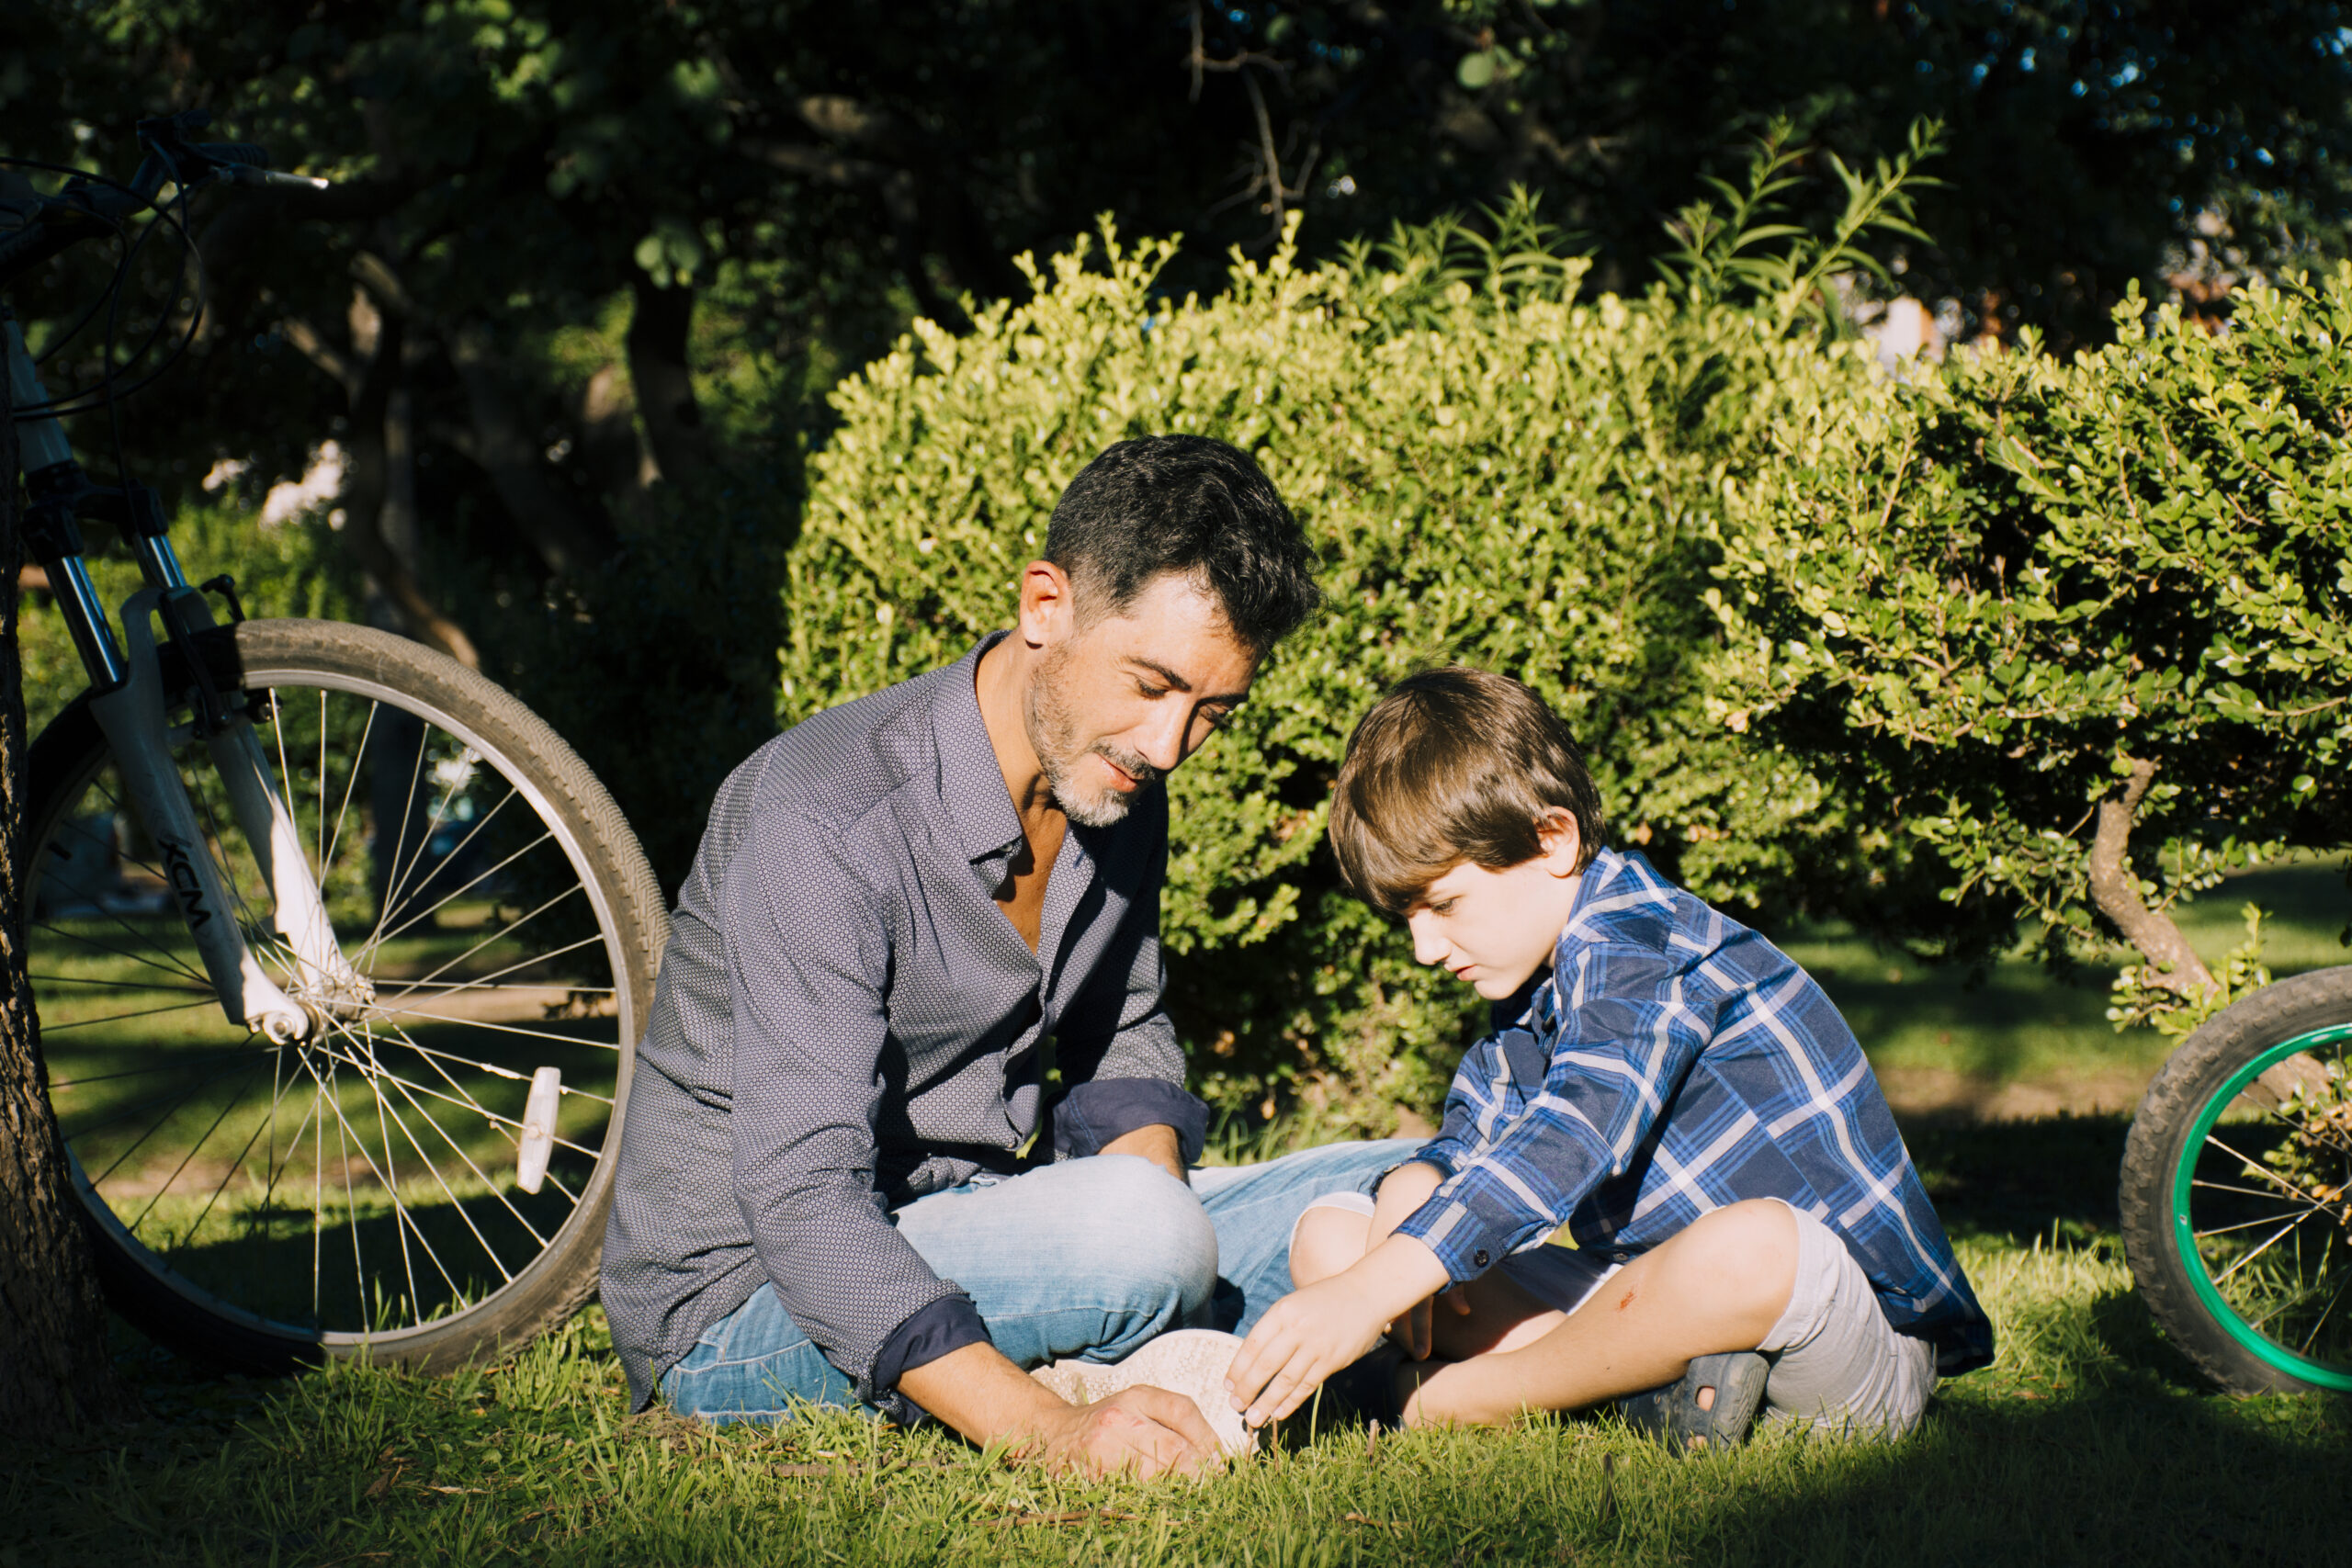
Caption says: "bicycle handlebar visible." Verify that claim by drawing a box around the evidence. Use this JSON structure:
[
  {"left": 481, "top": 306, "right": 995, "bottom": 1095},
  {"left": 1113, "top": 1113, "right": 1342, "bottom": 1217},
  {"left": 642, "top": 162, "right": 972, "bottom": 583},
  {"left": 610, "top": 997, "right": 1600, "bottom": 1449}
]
[{"left": 0, "top": 110, "right": 329, "bottom": 286}]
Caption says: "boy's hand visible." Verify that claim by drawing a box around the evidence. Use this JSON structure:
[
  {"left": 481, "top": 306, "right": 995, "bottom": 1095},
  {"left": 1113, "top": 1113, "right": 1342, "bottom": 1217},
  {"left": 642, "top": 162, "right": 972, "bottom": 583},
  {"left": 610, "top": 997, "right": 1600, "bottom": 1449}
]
[
  {"left": 1388, "top": 1282, "right": 1475, "bottom": 1361},
  {"left": 1227, "top": 1235, "right": 1452, "bottom": 1427},
  {"left": 1365, "top": 1163, "right": 1456, "bottom": 1359}
]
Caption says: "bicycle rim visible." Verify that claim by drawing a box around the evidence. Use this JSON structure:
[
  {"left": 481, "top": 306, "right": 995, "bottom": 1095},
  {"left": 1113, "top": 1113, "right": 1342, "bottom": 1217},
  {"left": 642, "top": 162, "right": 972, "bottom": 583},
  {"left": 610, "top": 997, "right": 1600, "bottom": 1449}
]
[
  {"left": 2168, "top": 1022, "right": 2352, "bottom": 1392},
  {"left": 31, "top": 654, "right": 639, "bottom": 1356}
]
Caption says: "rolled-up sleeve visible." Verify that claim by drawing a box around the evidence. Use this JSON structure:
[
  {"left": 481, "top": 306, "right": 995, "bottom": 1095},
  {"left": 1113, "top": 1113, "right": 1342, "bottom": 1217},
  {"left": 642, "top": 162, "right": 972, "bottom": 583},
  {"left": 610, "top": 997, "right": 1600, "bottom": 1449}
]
[
  {"left": 725, "top": 807, "right": 968, "bottom": 1416},
  {"left": 1394, "top": 943, "right": 1704, "bottom": 1281}
]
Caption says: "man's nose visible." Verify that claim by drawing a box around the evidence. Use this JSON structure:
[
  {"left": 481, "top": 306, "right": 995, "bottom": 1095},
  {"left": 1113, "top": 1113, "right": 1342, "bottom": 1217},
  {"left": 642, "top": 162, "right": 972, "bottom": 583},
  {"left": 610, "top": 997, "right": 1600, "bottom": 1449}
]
[{"left": 1136, "top": 701, "right": 1192, "bottom": 772}]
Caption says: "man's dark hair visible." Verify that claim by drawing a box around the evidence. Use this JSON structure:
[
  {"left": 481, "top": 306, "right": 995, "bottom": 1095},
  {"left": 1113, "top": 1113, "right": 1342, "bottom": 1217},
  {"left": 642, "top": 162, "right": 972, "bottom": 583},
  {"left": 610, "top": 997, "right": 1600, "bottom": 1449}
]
[
  {"left": 1329, "top": 666, "right": 1608, "bottom": 915},
  {"left": 1045, "top": 435, "right": 1321, "bottom": 651}
]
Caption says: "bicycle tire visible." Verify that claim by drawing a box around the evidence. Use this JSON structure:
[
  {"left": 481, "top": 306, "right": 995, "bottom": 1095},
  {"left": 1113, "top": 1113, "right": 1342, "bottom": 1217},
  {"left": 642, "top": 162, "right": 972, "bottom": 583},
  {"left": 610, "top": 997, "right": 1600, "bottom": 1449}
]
[
  {"left": 2119, "top": 966, "right": 2352, "bottom": 1396},
  {"left": 27, "top": 618, "right": 666, "bottom": 1373}
]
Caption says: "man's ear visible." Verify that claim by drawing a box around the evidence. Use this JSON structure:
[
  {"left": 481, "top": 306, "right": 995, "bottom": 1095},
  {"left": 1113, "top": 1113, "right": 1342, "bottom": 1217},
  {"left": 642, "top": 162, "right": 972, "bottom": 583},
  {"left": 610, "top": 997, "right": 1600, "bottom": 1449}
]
[
  {"left": 1015, "top": 558, "right": 1078, "bottom": 650},
  {"left": 1536, "top": 809, "right": 1583, "bottom": 877}
]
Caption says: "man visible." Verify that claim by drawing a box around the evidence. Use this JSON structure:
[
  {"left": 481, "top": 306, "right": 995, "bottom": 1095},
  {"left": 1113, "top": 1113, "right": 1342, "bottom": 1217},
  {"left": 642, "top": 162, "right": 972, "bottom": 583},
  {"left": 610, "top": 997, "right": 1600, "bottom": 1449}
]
[{"left": 601, "top": 435, "right": 1412, "bottom": 1478}]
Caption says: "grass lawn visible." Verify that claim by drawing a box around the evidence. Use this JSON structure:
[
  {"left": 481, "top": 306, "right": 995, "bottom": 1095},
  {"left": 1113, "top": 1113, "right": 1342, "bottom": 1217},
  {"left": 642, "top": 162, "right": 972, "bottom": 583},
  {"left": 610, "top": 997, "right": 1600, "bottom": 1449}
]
[{"left": 6, "top": 860, "right": 2347, "bottom": 1567}]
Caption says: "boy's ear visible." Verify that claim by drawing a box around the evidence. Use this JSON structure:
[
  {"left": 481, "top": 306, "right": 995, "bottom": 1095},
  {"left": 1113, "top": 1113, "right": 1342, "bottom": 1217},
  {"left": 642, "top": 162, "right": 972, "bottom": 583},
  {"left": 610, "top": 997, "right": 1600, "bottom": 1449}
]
[{"left": 1536, "top": 809, "right": 1582, "bottom": 877}]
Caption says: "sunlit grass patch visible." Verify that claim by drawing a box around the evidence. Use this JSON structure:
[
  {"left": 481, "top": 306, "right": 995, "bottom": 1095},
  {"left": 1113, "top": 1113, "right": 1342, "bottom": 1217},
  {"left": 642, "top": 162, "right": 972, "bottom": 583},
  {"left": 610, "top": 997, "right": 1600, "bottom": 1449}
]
[{"left": 9, "top": 1200, "right": 2345, "bottom": 1567}]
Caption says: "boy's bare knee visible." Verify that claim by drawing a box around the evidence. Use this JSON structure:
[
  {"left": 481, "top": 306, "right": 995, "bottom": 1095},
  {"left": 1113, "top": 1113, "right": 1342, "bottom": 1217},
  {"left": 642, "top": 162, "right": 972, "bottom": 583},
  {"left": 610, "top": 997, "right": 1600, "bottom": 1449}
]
[
  {"left": 1668, "top": 1200, "right": 1798, "bottom": 1331},
  {"left": 1709, "top": 1200, "right": 1799, "bottom": 1324},
  {"left": 1289, "top": 1205, "right": 1371, "bottom": 1287}
]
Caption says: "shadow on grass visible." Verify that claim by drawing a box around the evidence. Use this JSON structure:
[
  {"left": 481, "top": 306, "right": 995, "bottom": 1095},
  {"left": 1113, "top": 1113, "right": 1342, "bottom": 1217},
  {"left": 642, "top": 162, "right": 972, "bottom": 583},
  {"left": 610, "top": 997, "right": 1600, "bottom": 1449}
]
[
  {"left": 1674, "top": 1386, "right": 2347, "bottom": 1568},
  {"left": 1897, "top": 1111, "right": 2130, "bottom": 1242}
]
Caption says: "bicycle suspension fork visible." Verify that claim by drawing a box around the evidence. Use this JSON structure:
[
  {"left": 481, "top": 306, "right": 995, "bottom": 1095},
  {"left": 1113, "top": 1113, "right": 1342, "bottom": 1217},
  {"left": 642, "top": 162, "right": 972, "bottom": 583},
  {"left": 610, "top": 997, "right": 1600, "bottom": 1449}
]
[{"left": 8, "top": 311, "right": 367, "bottom": 1043}]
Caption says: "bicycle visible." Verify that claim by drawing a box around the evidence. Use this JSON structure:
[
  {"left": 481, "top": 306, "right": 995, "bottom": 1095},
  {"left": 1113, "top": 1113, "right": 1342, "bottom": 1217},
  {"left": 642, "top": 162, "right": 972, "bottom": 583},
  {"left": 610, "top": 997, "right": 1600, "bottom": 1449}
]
[
  {"left": 2120, "top": 969, "right": 2352, "bottom": 1397},
  {"left": 3, "top": 112, "right": 666, "bottom": 1373}
]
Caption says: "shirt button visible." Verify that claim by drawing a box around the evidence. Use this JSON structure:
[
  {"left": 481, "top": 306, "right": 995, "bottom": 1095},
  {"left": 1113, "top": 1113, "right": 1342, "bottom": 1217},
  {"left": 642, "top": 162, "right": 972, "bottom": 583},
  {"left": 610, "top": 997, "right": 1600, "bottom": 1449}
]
[{"left": 1473, "top": 1248, "right": 1490, "bottom": 1268}]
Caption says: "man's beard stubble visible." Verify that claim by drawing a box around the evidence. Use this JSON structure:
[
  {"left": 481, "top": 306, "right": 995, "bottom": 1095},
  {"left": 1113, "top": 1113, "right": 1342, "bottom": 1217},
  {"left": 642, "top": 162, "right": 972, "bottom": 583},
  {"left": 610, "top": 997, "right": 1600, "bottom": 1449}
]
[{"left": 1024, "top": 644, "right": 1162, "bottom": 829}]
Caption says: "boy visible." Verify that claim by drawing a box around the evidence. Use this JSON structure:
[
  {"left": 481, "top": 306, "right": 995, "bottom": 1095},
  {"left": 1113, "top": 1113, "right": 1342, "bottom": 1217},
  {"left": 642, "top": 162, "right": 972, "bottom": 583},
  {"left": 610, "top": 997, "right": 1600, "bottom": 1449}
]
[{"left": 1226, "top": 668, "right": 1992, "bottom": 1448}]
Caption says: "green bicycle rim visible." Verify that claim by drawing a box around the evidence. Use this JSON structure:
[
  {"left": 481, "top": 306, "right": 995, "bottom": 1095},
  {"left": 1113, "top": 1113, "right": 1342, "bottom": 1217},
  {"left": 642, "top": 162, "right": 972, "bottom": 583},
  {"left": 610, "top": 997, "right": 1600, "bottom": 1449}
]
[{"left": 2169, "top": 1021, "right": 2352, "bottom": 1392}]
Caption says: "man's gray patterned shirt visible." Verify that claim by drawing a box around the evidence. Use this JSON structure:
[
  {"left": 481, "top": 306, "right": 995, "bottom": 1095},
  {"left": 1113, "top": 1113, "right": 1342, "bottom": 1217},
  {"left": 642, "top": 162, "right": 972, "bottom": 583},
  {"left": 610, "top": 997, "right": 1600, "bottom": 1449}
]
[{"left": 601, "top": 635, "right": 1206, "bottom": 1416}]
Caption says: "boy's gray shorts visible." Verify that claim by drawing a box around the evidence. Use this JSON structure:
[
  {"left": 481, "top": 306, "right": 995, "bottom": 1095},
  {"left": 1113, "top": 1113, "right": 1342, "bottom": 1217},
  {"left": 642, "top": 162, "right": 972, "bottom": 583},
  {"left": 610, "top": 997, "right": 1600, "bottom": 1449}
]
[{"left": 1300, "top": 1192, "right": 1937, "bottom": 1439}]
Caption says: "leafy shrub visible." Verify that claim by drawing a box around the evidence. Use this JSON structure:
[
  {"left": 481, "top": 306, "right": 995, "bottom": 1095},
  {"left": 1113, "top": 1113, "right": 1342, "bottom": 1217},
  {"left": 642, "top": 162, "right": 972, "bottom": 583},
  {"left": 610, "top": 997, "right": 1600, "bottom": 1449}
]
[
  {"left": 1711, "top": 271, "right": 2352, "bottom": 1017},
  {"left": 779, "top": 215, "right": 1880, "bottom": 1126}
]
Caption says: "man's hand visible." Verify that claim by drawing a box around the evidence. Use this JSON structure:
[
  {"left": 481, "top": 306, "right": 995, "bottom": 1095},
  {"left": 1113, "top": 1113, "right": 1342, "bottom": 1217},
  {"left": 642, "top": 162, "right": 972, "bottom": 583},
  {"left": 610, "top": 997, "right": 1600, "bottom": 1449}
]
[
  {"left": 1021, "top": 1385, "right": 1226, "bottom": 1478},
  {"left": 1099, "top": 1122, "right": 1187, "bottom": 1186},
  {"left": 1364, "top": 1163, "right": 1464, "bottom": 1359},
  {"left": 1225, "top": 1235, "right": 1452, "bottom": 1427},
  {"left": 898, "top": 1340, "right": 1218, "bottom": 1479}
]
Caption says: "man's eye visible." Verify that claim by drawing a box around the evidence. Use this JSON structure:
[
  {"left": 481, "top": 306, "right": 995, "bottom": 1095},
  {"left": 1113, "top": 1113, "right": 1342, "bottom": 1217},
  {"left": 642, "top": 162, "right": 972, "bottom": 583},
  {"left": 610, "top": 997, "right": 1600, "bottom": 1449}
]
[{"left": 1136, "top": 682, "right": 1166, "bottom": 699}]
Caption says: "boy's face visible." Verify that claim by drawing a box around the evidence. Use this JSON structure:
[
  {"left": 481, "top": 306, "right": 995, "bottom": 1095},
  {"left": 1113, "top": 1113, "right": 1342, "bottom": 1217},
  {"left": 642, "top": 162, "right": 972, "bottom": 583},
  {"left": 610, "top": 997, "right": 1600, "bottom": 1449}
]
[{"left": 1404, "top": 816, "right": 1584, "bottom": 1000}]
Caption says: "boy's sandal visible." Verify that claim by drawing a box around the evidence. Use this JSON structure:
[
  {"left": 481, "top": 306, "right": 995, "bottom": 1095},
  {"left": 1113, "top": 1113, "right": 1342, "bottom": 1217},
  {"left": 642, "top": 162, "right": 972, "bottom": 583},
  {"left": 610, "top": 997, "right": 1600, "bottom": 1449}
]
[{"left": 1615, "top": 1350, "right": 1770, "bottom": 1455}]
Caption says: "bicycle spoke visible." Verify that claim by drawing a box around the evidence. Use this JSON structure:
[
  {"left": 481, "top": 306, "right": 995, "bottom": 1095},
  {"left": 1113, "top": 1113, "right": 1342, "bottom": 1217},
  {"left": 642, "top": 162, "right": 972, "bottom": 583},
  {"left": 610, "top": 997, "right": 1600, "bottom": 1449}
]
[
  {"left": 364, "top": 1001, "right": 623, "bottom": 1078},
  {"left": 320, "top": 696, "right": 377, "bottom": 882},
  {"left": 2211, "top": 1213, "right": 2307, "bottom": 1286},
  {"left": 32, "top": 909, "right": 209, "bottom": 991},
  {"left": 51, "top": 1043, "right": 275, "bottom": 1091},
  {"left": 298, "top": 1048, "right": 467, "bottom": 1323},
  {"left": 2192, "top": 1176, "right": 2322, "bottom": 1203},
  {"left": 368, "top": 814, "right": 548, "bottom": 952},
  {"left": 373, "top": 926, "right": 603, "bottom": 1014},
  {"left": 2203, "top": 1131, "right": 2342, "bottom": 1214},
  {"left": 396, "top": 978, "right": 615, "bottom": 994},
  {"left": 39, "top": 995, "right": 233, "bottom": 1033},
  {"left": 309, "top": 1029, "right": 600, "bottom": 1162},
  {"left": 69, "top": 1049, "right": 270, "bottom": 1179},
  {"left": 2195, "top": 1204, "right": 2323, "bottom": 1240},
  {"left": 364, "top": 734, "right": 469, "bottom": 963},
  {"left": 2294, "top": 1257, "right": 2349, "bottom": 1357},
  {"left": 332, "top": 1022, "right": 542, "bottom": 1269},
  {"left": 366, "top": 1061, "right": 424, "bottom": 1322},
  {"left": 32, "top": 972, "right": 214, "bottom": 996},
  {"left": 360, "top": 1011, "right": 586, "bottom": 1206},
  {"left": 160, "top": 1056, "right": 311, "bottom": 1255},
  {"left": 124, "top": 1066, "right": 266, "bottom": 1238}
]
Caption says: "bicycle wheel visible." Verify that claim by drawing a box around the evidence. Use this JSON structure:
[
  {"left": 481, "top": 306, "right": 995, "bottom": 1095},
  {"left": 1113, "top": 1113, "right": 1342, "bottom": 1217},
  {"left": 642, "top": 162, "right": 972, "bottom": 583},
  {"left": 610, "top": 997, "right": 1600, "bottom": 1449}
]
[
  {"left": 2120, "top": 966, "right": 2352, "bottom": 1395},
  {"left": 27, "top": 618, "right": 666, "bottom": 1373}
]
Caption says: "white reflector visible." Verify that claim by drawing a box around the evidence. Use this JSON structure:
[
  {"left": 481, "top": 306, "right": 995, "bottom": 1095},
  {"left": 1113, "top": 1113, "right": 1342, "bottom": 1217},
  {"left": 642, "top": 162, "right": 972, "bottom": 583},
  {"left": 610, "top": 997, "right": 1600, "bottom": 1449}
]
[{"left": 516, "top": 1066, "right": 561, "bottom": 1194}]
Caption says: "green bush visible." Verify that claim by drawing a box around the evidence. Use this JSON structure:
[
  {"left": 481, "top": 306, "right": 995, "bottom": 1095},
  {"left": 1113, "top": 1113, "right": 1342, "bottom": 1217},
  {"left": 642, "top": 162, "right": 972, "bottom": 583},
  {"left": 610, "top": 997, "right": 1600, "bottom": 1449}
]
[
  {"left": 1711, "top": 271, "right": 2352, "bottom": 1017},
  {"left": 779, "top": 218, "right": 1879, "bottom": 1126}
]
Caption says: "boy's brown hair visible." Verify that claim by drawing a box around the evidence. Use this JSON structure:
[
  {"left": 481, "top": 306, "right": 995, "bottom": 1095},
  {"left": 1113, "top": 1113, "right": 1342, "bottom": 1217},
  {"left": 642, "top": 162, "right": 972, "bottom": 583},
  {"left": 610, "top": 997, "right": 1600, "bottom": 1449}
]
[{"left": 1329, "top": 667, "right": 1607, "bottom": 915}]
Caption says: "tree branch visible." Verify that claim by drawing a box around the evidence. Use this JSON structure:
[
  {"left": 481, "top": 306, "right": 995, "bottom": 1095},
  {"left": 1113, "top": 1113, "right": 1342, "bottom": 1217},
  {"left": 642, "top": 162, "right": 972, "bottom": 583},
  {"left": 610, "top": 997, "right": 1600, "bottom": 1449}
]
[
  {"left": 446, "top": 322, "right": 616, "bottom": 577},
  {"left": 2086, "top": 757, "right": 2214, "bottom": 996},
  {"left": 279, "top": 316, "right": 362, "bottom": 401}
]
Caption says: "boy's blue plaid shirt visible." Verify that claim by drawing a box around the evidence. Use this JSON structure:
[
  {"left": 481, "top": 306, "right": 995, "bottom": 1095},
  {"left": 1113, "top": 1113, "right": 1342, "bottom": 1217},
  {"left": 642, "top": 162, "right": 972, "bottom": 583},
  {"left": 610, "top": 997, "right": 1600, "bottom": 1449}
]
[{"left": 1392, "top": 846, "right": 1994, "bottom": 1374}]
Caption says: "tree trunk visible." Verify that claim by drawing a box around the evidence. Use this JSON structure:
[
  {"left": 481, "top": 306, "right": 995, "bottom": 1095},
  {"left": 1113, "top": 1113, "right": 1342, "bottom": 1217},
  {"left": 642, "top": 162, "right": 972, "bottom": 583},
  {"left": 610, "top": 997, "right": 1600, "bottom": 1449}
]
[
  {"left": 626, "top": 276, "right": 711, "bottom": 486},
  {"left": 2090, "top": 755, "right": 2326, "bottom": 1106},
  {"left": 0, "top": 331, "right": 135, "bottom": 1430},
  {"left": 2087, "top": 757, "right": 2216, "bottom": 996}
]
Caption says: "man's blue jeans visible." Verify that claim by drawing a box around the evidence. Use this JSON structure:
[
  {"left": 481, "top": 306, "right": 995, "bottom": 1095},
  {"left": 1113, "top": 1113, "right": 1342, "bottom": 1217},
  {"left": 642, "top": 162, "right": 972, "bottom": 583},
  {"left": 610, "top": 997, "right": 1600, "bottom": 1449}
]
[{"left": 662, "top": 1138, "right": 1419, "bottom": 1421}]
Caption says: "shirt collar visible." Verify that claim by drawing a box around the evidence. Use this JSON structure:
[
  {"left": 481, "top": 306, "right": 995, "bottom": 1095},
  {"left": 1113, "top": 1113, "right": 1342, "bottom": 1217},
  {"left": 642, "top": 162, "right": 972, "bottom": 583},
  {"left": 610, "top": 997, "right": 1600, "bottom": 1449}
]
[
  {"left": 931, "top": 631, "right": 1027, "bottom": 867},
  {"left": 1507, "top": 844, "right": 1626, "bottom": 1032}
]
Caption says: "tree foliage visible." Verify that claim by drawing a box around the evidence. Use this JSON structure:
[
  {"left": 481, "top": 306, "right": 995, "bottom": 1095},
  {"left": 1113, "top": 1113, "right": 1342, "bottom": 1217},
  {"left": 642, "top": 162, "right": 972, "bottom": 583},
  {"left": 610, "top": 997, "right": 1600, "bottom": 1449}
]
[
  {"left": 7, "top": 1, "right": 2350, "bottom": 904},
  {"left": 1713, "top": 270, "right": 2352, "bottom": 1025}
]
